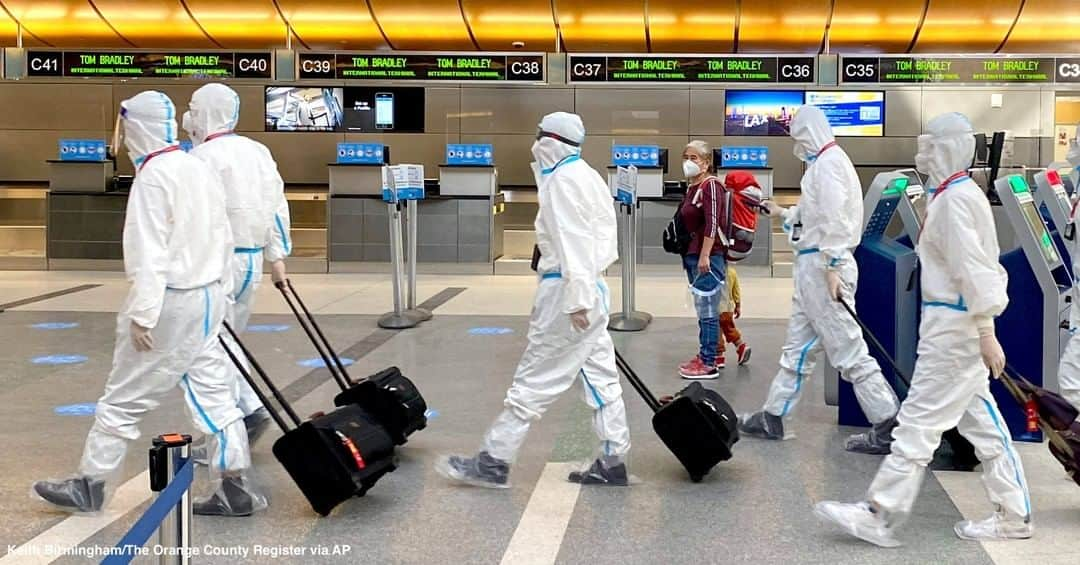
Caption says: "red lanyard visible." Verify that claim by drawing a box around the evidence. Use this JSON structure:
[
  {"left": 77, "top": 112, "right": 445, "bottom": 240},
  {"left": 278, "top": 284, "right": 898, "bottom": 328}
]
[
  {"left": 932, "top": 172, "right": 968, "bottom": 201},
  {"left": 203, "top": 131, "right": 235, "bottom": 143},
  {"left": 816, "top": 141, "right": 837, "bottom": 159},
  {"left": 137, "top": 145, "right": 180, "bottom": 172}
]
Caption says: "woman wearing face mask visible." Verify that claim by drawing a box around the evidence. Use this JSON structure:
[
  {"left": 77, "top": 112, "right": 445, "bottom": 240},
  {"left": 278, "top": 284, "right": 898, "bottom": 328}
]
[{"left": 677, "top": 140, "right": 728, "bottom": 380}]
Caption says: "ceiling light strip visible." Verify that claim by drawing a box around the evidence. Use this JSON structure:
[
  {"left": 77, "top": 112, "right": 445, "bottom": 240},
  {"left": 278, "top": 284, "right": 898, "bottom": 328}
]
[{"left": 0, "top": 1, "right": 53, "bottom": 47}]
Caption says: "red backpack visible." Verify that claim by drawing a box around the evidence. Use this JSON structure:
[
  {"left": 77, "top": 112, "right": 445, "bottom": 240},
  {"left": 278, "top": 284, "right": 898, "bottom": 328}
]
[{"left": 720, "top": 171, "right": 763, "bottom": 262}]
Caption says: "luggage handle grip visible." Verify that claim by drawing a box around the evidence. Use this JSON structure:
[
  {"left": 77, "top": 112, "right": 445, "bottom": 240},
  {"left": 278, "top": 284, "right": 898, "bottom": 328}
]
[
  {"left": 275, "top": 279, "right": 354, "bottom": 391},
  {"left": 999, "top": 365, "right": 1075, "bottom": 457},
  {"left": 613, "top": 347, "right": 662, "bottom": 413},
  {"left": 218, "top": 330, "right": 297, "bottom": 432}
]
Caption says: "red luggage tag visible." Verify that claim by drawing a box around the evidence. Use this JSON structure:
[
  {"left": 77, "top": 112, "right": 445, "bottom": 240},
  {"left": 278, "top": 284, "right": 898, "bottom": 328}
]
[
  {"left": 335, "top": 431, "right": 367, "bottom": 470},
  {"left": 1026, "top": 398, "right": 1040, "bottom": 433}
]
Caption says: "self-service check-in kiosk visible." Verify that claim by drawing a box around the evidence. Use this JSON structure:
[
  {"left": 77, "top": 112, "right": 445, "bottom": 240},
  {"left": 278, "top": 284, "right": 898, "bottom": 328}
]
[
  {"left": 1033, "top": 168, "right": 1074, "bottom": 275},
  {"left": 831, "top": 171, "right": 924, "bottom": 426},
  {"left": 996, "top": 174, "right": 1072, "bottom": 440}
]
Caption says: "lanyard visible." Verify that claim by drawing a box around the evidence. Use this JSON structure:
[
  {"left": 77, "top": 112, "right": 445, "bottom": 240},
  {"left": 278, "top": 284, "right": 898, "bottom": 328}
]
[
  {"left": 932, "top": 172, "right": 969, "bottom": 201},
  {"left": 203, "top": 131, "right": 235, "bottom": 143},
  {"left": 541, "top": 154, "right": 580, "bottom": 175},
  {"left": 815, "top": 141, "right": 837, "bottom": 159},
  {"left": 137, "top": 145, "right": 180, "bottom": 172}
]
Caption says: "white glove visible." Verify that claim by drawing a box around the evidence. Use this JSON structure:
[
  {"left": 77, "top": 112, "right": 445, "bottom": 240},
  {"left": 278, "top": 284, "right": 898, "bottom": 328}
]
[
  {"left": 570, "top": 309, "right": 590, "bottom": 332},
  {"left": 762, "top": 200, "right": 784, "bottom": 218},
  {"left": 131, "top": 321, "right": 154, "bottom": 352},
  {"left": 980, "top": 334, "right": 1006, "bottom": 378},
  {"left": 271, "top": 260, "right": 288, "bottom": 284},
  {"left": 826, "top": 270, "right": 843, "bottom": 301}
]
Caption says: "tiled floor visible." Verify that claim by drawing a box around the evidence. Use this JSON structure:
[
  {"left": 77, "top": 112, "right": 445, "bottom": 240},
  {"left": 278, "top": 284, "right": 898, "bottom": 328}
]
[{"left": 0, "top": 270, "right": 1076, "bottom": 564}]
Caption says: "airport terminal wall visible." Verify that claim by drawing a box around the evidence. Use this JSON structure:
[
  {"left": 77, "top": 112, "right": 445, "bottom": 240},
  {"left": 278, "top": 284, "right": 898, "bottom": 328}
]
[{"left": 0, "top": 80, "right": 1057, "bottom": 191}]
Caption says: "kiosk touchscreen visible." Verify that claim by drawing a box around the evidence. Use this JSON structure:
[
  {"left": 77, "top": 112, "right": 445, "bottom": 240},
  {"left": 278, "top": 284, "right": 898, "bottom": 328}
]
[
  {"left": 1033, "top": 169, "right": 1074, "bottom": 274},
  {"left": 995, "top": 174, "right": 1072, "bottom": 440},
  {"left": 833, "top": 171, "right": 923, "bottom": 426}
]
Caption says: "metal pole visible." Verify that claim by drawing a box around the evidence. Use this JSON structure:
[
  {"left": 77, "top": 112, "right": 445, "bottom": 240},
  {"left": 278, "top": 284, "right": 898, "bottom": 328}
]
[
  {"left": 151, "top": 435, "right": 191, "bottom": 565},
  {"left": 405, "top": 199, "right": 432, "bottom": 321},
  {"left": 379, "top": 200, "right": 419, "bottom": 329},
  {"left": 628, "top": 203, "right": 638, "bottom": 312},
  {"left": 620, "top": 204, "right": 633, "bottom": 316}
]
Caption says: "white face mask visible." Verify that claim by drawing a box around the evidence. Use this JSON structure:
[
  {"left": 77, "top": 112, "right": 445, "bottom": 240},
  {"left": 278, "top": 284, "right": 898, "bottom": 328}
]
[
  {"left": 793, "top": 141, "right": 814, "bottom": 162},
  {"left": 914, "top": 135, "right": 933, "bottom": 175},
  {"left": 682, "top": 159, "right": 701, "bottom": 179}
]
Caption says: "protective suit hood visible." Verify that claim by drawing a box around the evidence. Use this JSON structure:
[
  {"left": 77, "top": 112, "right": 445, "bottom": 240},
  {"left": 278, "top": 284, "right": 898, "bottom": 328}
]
[
  {"left": 789, "top": 105, "right": 835, "bottom": 161},
  {"left": 532, "top": 111, "right": 584, "bottom": 171},
  {"left": 921, "top": 112, "right": 975, "bottom": 188},
  {"left": 119, "top": 91, "right": 179, "bottom": 169},
  {"left": 183, "top": 83, "right": 240, "bottom": 146}
]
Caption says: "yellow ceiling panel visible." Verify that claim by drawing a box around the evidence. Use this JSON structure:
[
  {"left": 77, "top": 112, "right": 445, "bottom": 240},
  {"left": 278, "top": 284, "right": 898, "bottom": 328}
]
[
  {"left": 0, "top": 5, "right": 35, "bottom": 47},
  {"left": 738, "top": 0, "right": 830, "bottom": 53},
  {"left": 183, "top": 0, "right": 287, "bottom": 48},
  {"left": 827, "top": 0, "right": 924, "bottom": 53},
  {"left": 556, "top": 0, "right": 647, "bottom": 52},
  {"left": 461, "top": 0, "right": 556, "bottom": 51},
  {"left": 2, "top": 0, "right": 128, "bottom": 47},
  {"left": 646, "top": 0, "right": 735, "bottom": 53},
  {"left": 913, "top": 0, "right": 1022, "bottom": 52},
  {"left": 92, "top": 0, "right": 213, "bottom": 48},
  {"left": 368, "top": 0, "right": 475, "bottom": 51},
  {"left": 1001, "top": 0, "right": 1080, "bottom": 53},
  {"left": 277, "top": 0, "right": 386, "bottom": 50}
]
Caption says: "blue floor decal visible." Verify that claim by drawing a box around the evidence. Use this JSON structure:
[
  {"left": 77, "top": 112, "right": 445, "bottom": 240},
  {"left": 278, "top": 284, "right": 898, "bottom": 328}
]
[
  {"left": 32, "top": 354, "right": 88, "bottom": 365},
  {"left": 468, "top": 327, "right": 513, "bottom": 336},
  {"left": 32, "top": 322, "right": 80, "bottom": 330},
  {"left": 247, "top": 324, "right": 290, "bottom": 333},
  {"left": 298, "top": 357, "right": 356, "bottom": 369},
  {"left": 54, "top": 403, "right": 97, "bottom": 416}
]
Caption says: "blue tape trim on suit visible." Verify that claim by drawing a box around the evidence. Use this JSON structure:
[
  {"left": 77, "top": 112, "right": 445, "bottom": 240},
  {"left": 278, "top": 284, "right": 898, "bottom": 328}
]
[
  {"left": 797, "top": 248, "right": 820, "bottom": 256},
  {"left": 541, "top": 154, "right": 580, "bottom": 175},
  {"left": 275, "top": 214, "right": 291, "bottom": 255},
  {"left": 982, "top": 398, "right": 1032, "bottom": 517},
  {"left": 781, "top": 337, "right": 818, "bottom": 417},
  {"left": 923, "top": 296, "right": 967, "bottom": 312},
  {"left": 235, "top": 253, "right": 254, "bottom": 301},
  {"left": 202, "top": 287, "right": 211, "bottom": 338},
  {"left": 234, "top": 247, "right": 263, "bottom": 253},
  {"left": 101, "top": 458, "right": 194, "bottom": 565},
  {"left": 541, "top": 272, "right": 562, "bottom": 280},
  {"left": 182, "top": 374, "right": 225, "bottom": 470},
  {"left": 581, "top": 369, "right": 609, "bottom": 456}
]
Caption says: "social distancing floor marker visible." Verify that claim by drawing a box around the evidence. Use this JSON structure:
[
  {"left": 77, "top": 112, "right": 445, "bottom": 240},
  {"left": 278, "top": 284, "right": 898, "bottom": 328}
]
[
  {"left": 31, "top": 355, "right": 88, "bottom": 366},
  {"left": 297, "top": 357, "right": 355, "bottom": 369},
  {"left": 2, "top": 471, "right": 150, "bottom": 565},
  {"left": 499, "top": 463, "right": 582, "bottom": 565},
  {"left": 31, "top": 323, "right": 79, "bottom": 330}
]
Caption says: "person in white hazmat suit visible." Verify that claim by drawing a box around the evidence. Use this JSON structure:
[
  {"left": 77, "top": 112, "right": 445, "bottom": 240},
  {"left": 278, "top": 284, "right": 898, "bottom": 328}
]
[
  {"left": 815, "top": 112, "right": 1032, "bottom": 547},
  {"left": 434, "top": 112, "right": 630, "bottom": 487},
  {"left": 32, "top": 91, "right": 267, "bottom": 517},
  {"left": 738, "top": 105, "right": 900, "bottom": 454},
  {"left": 1056, "top": 125, "right": 1080, "bottom": 416},
  {"left": 182, "top": 83, "right": 291, "bottom": 464}
]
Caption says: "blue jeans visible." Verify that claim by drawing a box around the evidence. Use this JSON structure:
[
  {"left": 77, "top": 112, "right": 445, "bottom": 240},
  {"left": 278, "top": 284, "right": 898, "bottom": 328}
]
[{"left": 683, "top": 254, "right": 726, "bottom": 365}]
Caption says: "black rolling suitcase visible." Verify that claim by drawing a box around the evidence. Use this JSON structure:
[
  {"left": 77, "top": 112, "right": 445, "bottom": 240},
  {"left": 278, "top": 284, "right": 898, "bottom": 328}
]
[
  {"left": 614, "top": 348, "right": 738, "bottom": 482},
  {"left": 276, "top": 279, "right": 428, "bottom": 444},
  {"left": 219, "top": 322, "right": 397, "bottom": 516}
]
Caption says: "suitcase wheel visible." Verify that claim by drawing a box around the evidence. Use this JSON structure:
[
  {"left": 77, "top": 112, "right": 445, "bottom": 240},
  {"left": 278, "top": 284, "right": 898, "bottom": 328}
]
[{"left": 690, "top": 474, "right": 704, "bottom": 483}]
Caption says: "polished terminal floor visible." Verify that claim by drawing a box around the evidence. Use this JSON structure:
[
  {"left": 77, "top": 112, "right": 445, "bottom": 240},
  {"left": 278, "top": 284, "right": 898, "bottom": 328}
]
[{"left": 1, "top": 271, "right": 1078, "bottom": 565}]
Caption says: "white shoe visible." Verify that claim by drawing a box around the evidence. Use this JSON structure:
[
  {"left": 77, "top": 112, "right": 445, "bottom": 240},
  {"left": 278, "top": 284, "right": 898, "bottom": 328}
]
[
  {"left": 954, "top": 510, "right": 1033, "bottom": 541},
  {"left": 814, "top": 501, "right": 901, "bottom": 548}
]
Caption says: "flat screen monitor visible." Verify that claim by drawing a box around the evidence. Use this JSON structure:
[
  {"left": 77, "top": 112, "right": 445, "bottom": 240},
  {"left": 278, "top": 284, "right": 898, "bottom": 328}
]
[
  {"left": 804, "top": 91, "right": 885, "bottom": 136},
  {"left": 264, "top": 87, "right": 344, "bottom": 132},
  {"left": 343, "top": 87, "right": 425, "bottom": 133},
  {"left": 723, "top": 90, "right": 803, "bottom": 136}
]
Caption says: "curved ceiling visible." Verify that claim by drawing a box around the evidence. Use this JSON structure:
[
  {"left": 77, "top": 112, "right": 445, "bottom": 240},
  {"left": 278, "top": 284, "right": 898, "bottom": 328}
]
[{"left": 0, "top": 0, "right": 1078, "bottom": 53}]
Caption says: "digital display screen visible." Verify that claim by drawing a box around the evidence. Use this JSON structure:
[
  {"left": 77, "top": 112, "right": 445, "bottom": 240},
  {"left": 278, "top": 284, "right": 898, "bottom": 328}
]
[
  {"left": 805, "top": 91, "right": 885, "bottom": 136},
  {"left": 724, "top": 90, "right": 803, "bottom": 136},
  {"left": 264, "top": 87, "right": 344, "bottom": 132},
  {"left": 343, "top": 87, "right": 424, "bottom": 133},
  {"left": 1021, "top": 200, "right": 1061, "bottom": 266},
  {"left": 27, "top": 50, "right": 272, "bottom": 79},
  {"left": 842, "top": 56, "right": 1055, "bottom": 84},
  {"left": 296, "top": 53, "right": 545, "bottom": 82},
  {"left": 567, "top": 55, "right": 814, "bottom": 84}
]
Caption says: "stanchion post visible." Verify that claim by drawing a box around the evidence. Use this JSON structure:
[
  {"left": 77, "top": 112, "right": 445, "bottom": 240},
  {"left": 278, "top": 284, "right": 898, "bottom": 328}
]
[
  {"left": 608, "top": 166, "right": 652, "bottom": 332},
  {"left": 379, "top": 165, "right": 424, "bottom": 329},
  {"left": 149, "top": 434, "right": 191, "bottom": 565},
  {"left": 405, "top": 198, "right": 432, "bottom": 321}
]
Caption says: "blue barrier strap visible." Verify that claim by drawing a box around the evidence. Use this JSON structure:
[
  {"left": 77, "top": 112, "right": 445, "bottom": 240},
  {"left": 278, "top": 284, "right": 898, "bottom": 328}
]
[{"left": 102, "top": 459, "right": 194, "bottom": 565}]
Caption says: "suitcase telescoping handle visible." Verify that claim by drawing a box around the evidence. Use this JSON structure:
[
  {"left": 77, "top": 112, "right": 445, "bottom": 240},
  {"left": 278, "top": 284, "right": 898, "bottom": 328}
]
[
  {"left": 613, "top": 347, "right": 662, "bottom": 413},
  {"left": 838, "top": 297, "right": 912, "bottom": 387},
  {"left": 218, "top": 328, "right": 298, "bottom": 432},
  {"left": 275, "top": 279, "right": 353, "bottom": 391},
  {"left": 998, "top": 365, "right": 1076, "bottom": 458}
]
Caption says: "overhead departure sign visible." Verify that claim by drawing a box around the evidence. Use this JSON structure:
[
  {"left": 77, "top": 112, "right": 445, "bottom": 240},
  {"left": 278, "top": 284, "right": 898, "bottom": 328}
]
[
  {"left": 296, "top": 52, "right": 546, "bottom": 82},
  {"left": 26, "top": 50, "right": 272, "bottom": 79},
  {"left": 841, "top": 56, "right": 1056, "bottom": 84},
  {"left": 567, "top": 55, "right": 815, "bottom": 83}
]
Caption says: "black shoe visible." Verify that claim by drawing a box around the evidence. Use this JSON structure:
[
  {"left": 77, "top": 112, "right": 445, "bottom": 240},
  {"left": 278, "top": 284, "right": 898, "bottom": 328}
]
[
  {"left": 568, "top": 457, "right": 629, "bottom": 486},
  {"left": 33, "top": 477, "right": 105, "bottom": 513},
  {"left": 845, "top": 417, "right": 897, "bottom": 455},
  {"left": 193, "top": 476, "right": 255, "bottom": 517},
  {"left": 738, "top": 411, "right": 785, "bottom": 440}
]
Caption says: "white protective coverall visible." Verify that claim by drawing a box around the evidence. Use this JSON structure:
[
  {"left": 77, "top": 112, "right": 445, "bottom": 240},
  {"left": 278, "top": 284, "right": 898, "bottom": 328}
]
[
  {"left": 758, "top": 106, "right": 900, "bottom": 427},
  {"left": 36, "top": 91, "right": 263, "bottom": 515},
  {"left": 185, "top": 83, "right": 291, "bottom": 417},
  {"left": 1056, "top": 125, "right": 1080, "bottom": 413},
  {"left": 480, "top": 112, "right": 629, "bottom": 465},
  {"left": 869, "top": 111, "right": 1030, "bottom": 523}
]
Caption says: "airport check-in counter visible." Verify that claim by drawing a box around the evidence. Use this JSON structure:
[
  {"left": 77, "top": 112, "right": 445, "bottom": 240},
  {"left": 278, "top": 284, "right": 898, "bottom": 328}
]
[
  {"left": 328, "top": 163, "right": 505, "bottom": 271},
  {"left": 0, "top": 185, "right": 49, "bottom": 270},
  {"left": 631, "top": 168, "right": 774, "bottom": 268}
]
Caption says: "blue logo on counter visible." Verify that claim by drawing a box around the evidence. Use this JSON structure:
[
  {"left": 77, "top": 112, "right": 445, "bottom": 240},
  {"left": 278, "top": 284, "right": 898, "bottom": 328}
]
[
  {"left": 59, "top": 139, "right": 107, "bottom": 162},
  {"left": 612, "top": 145, "right": 659, "bottom": 167},
  {"left": 721, "top": 146, "right": 769, "bottom": 168},
  {"left": 337, "top": 143, "right": 385, "bottom": 165},
  {"left": 446, "top": 144, "right": 494, "bottom": 166}
]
